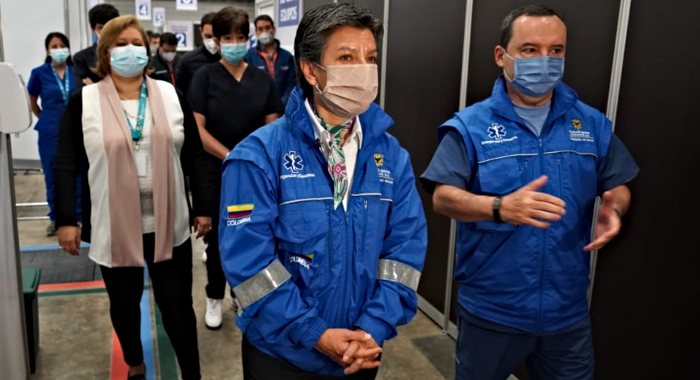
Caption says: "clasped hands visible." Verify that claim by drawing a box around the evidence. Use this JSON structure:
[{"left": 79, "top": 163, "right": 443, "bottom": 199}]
[{"left": 315, "top": 328, "right": 382, "bottom": 375}]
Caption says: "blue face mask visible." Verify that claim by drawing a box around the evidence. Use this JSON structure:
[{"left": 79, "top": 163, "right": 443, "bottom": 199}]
[
  {"left": 110, "top": 45, "right": 149, "bottom": 78},
  {"left": 49, "top": 48, "right": 70, "bottom": 65},
  {"left": 92, "top": 33, "right": 99, "bottom": 45},
  {"left": 503, "top": 52, "right": 565, "bottom": 97},
  {"left": 220, "top": 42, "right": 247, "bottom": 65}
]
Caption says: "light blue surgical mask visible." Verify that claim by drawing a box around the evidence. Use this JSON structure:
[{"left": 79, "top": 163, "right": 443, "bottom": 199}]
[
  {"left": 49, "top": 48, "right": 70, "bottom": 65},
  {"left": 110, "top": 45, "right": 149, "bottom": 78},
  {"left": 220, "top": 42, "right": 247, "bottom": 65},
  {"left": 503, "top": 52, "right": 565, "bottom": 97}
]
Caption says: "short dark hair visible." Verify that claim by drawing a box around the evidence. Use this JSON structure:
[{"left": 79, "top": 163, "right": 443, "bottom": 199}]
[
  {"left": 147, "top": 30, "right": 160, "bottom": 39},
  {"left": 294, "top": 3, "right": 382, "bottom": 98},
  {"left": 88, "top": 3, "right": 119, "bottom": 29},
  {"left": 201, "top": 12, "right": 216, "bottom": 27},
  {"left": 254, "top": 15, "right": 275, "bottom": 29},
  {"left": 160, "top": 32, "right": 178, "bottom": 47},
  {"left": 500, "top": 5, "right": 564, "bottom": 48},
  {"left": 212, "top": 7, "right": 249, "bottom": 39},
  {"left": 44, "top": 32, "right": 72, "bottom": 65}
]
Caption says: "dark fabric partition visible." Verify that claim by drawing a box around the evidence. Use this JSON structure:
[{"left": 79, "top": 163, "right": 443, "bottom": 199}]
[
  {"left": 590, "top": 1, "right": 700, "bottom": 378},
  {"left": 383, "top": 0, "right": 467, "bottom": 316}
]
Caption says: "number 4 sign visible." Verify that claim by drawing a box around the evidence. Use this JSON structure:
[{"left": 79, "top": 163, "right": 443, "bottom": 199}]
[{"left": 135, "top": 0, "right": 151, "bottom": 20}]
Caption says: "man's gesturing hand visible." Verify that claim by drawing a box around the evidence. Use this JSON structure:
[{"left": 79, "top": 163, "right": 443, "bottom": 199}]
[{"left": 500, "top": 175, "right": 566, "bottom": 228}]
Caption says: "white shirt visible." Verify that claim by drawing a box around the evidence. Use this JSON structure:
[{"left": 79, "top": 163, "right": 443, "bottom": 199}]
[
  {"left": 304, "top": 99, "right": 363, "bottom": 211},
  {"left": 122, "top": 99, "right": 154, "bottom": 234}
]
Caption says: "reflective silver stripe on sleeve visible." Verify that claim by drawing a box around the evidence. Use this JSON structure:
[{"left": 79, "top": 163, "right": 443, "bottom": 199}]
[
  {"left": 377, "top": 259, "right": 421, "bottom": 291},
  {"left": 232, "top": 259, "right": 291, "bottom": 312}
]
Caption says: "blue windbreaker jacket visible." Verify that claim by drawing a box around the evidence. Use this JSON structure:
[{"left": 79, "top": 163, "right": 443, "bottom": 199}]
[
  {"left": 219, "top": 87, "right": 427, "bottom": 375},
  {"left": 445, "top": 77, "right": 619, "bottom": 333},
  {"left": 245, "top": 40, "right": 297, "bottom": 105}
]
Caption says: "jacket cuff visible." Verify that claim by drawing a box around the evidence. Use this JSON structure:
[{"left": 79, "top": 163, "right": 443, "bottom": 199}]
[
  {"left": 289, "top": 315, "right": 328, "bottom": 351},
  {"left": 354, "top": 314, "right": 395, "bottom": 347}
]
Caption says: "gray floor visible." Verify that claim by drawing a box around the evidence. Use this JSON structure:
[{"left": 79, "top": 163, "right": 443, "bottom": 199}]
[{"left": 14, "top": 170, "right": 456, "bottom": 380}]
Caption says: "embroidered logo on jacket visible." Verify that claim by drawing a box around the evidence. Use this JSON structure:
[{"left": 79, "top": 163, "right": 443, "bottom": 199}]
[
  {"left": 288, "top": 253, "right": 313, "bottom": 269},
  {"left": 281, "top": 150, "right": 316, "bottom": 180},
  {"left": 374, "top": 153, "right": 384, "bottom": 167},
  {"left": 568, "top": 118, "right": 595, "bottom": 142},
  {"left": 226, "top": 204, "right": 254, "bottom": 226},
  {"left": 482, "top": 123, "right": 518, "bottom": 145},
  {"left": 284, "top": 151, "right": 304, "bottom": 173}
]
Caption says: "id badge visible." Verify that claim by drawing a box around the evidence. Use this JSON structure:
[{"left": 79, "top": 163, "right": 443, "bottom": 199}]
[{"left": 134, "top": 150, "right": 148, "bottom": 177}]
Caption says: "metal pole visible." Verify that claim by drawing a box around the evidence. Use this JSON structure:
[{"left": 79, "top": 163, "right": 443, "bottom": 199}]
[
  {"left": 442, "top": 0, "right": 474, "bottom": 333},
  {"left": 379, "top": 0, "right": 390, "bottom": 109},
  {"left": 588, "top": 0, "right": 632, "bottom": 305}
]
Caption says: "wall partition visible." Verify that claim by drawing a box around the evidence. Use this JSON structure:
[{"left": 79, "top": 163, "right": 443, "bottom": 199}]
[{"left": 590, "top": 0, "right": 700, "bottom": 377}]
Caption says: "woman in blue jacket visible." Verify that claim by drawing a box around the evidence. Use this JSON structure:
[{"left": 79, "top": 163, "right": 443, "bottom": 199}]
[
  {"left": 219, "top": 3, "right": 428, "bottom": 379},
  {"left": 27, "top": 32, "right": 79, "bottom": 236}
]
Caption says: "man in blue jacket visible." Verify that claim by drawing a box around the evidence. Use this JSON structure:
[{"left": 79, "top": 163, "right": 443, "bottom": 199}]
[
  {"left": 220, "top": 3, "right": 427, "bottom": 379},
  {"left": 245, "top": 15, "right": 297, "bottom": 106},
  {"left": 421, "top": 5, "right": 638, "bottom": 380}
]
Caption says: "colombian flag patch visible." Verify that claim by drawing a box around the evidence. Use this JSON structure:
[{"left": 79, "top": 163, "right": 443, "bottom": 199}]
[{"left": 227, "top": 204, "right": 254, "bottom": 219}]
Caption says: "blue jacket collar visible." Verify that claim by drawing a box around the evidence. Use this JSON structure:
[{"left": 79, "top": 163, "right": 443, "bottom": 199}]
[
  {"left": 489, "top": 75, "right": 578, "bottom": 124},
  {"left": 255, "top": 38, "right": 281, "bottom": 52},
  {"left": 285, "top": 87, "right": 394, "bottom": 149}
]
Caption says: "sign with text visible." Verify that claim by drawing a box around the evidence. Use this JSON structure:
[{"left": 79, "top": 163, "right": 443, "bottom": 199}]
[
  {"left": 167, "top": 21, "right": 194, "bottom": 50},
  {"left": 153, "top": 7, "right": 165, "bottom": 27},
  {"left": 176, "top": 0, "right": 197, "bottom": 11},
  {"left": 135, "top": 0, "right": 151, "bottom": 21},
  {"left": 278, "top": 0, "right": 300, "bottom": 27}
]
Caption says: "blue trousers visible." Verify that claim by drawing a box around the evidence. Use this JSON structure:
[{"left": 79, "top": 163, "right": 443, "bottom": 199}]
[
  {"left": 455, "top": 307, "right": 594, "bottom": 380},
  {"left": 38, "top": 132, "right": 58, "bottom": 221},
  {"left": 38, "top": 132, "right": 81, "bottom": 221}
]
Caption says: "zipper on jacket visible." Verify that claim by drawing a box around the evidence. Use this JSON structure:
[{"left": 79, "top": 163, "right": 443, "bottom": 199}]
[
  {"left": 520, "top": 160, "right": 529, "bottom": 185},
  {"left": 326, "top": 202, "right": 333, "bottom": 271},
  {"left": 361, "top": 200, "right": 368, "bottom": 261},
  {"left": 555, "top": 159, "right": 563, "bottom": 197},
  {"left": 537, "top": 137, "right": 546, "bottom": 331}
]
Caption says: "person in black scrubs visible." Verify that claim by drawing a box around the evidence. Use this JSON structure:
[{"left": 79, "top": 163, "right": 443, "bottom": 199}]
[
  {"left": 150, "top": 32, "right": 180, "bottom": 85},
  {"left": 188, "top": 6, "right": 283, "bottom": 330},
  {"left": 72, "top": 3, "right": 119, "bottom": 89},
  {"left": 176, "top": 12, "right": 221, "bottom": 95}
]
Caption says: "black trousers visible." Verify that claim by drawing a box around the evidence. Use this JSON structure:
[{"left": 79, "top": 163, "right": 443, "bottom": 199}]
[
  {"left": 204, "top": 193, "right": 228, "bottom": 299},
  {"left": 100, "top": 234, "right": 201, "bottom": 380},
  {"left": 242, "top": 336, "right": 379, "bottom": 380}
]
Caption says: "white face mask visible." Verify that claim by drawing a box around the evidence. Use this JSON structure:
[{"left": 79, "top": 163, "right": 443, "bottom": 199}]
[
  {"left": 161, "top": 51, "right": 177, "bottom": 62},
  {"left": 203, "top": 38, "right": 218, "bottom": 55},
  {"left": 313, "top": 63, "right": 378, "bottom": 118},
  {"left": 257, "top": 32, "right": 274, "bottom": 46}
]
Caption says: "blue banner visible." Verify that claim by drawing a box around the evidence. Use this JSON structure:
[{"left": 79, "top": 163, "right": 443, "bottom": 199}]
[{"left": 278, "top": 0, "right": 300, "bottom": 27}]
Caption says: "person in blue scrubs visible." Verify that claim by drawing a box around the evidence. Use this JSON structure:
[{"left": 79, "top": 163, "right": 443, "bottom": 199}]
[{"left": 28, "top": 32, "right": 79, "bottom": 236}]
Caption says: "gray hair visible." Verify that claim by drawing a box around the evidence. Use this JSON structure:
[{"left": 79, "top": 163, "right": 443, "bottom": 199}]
[{"left": 294, "top": 3, "right": 383, "bottom": 99}]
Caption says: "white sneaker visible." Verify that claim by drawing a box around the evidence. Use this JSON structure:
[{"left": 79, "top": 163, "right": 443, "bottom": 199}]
[
  {"left": 201, "top": 251, "right": 208, "bottom": 263},
  {"left": 204, "top": 297, "right": 223, "bottom": 330}
]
